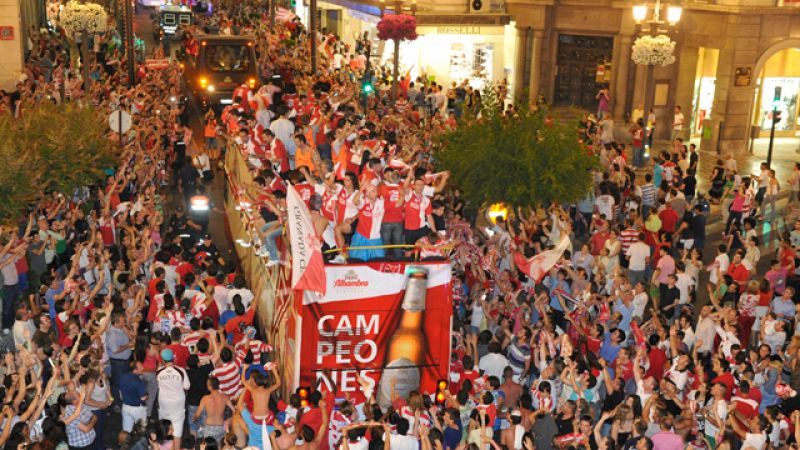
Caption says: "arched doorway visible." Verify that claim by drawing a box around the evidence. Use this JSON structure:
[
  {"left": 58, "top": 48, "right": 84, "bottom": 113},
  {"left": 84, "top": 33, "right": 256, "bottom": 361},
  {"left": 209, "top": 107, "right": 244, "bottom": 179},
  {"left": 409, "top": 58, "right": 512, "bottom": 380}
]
[{"left": 747, "top": 39, "right": 800, "bottom": 155}]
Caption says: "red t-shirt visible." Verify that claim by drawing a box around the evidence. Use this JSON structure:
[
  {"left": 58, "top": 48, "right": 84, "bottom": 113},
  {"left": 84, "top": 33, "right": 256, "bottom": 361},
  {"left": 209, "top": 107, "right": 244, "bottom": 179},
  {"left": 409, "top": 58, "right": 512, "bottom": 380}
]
[
  {"left": 658, "top": 208, "right": 679, "bottom": 233},
  {"left": 590, "top": 231, "right": 610, "bottom": 256},
  {"left": 403, "top": 191, "right": 431, "bottom": 230},
  {"left": 166, "top": 343, "right": 190, "bottom": 368},
  {"left": 295, "top": 182, "right": 314, "bottom": 208},
  {"left": 176, "top": 263, "right": 194, "bottom": 284},
  {"left": 727, "top": 263, "right": 750, "bottom": 285},
  {"left": 646, "top": 347, "right": 668, "bottom": 381},
  {"left": 379, "top": 182, "right": 404, "bottom": 223}
]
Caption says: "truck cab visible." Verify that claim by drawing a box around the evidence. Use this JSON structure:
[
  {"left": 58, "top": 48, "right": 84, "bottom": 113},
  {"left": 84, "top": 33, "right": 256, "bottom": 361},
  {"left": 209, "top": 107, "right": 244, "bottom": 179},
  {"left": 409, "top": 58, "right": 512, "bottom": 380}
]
[
  {"left": 183, "top": 35, "right": 259, "bottom": 107},
  {"left": 154, "top": 3, "right": 194, "bottom": 39}
]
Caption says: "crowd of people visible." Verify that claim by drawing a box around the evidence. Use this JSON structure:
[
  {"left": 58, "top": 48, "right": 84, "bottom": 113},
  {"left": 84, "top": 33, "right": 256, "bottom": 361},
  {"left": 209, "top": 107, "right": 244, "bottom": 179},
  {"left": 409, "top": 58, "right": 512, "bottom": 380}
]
[{"left": 2, "top": 1, "right": 800, "bottom": 450}]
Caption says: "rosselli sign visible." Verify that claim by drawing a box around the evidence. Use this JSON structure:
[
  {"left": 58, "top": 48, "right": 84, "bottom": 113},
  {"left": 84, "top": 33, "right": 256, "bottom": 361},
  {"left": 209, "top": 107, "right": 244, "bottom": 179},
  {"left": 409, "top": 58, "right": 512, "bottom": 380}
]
[{"left": 417, "top": 25, "right": 505, "bottom": 36}]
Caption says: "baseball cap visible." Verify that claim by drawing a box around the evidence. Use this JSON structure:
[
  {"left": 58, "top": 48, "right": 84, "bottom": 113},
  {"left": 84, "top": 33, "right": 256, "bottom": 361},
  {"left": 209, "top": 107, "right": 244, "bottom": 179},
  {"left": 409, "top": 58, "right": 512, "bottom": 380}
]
[{"left": 161, "top": 349, "right": 174, "bottom": 362}]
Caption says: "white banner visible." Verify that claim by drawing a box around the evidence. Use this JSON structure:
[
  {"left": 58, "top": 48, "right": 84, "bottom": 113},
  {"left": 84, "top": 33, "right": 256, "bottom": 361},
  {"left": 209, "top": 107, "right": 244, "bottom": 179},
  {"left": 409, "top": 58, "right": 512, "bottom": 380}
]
[{"left": 303, "top": 263, "right": 451, "bottom": 305}]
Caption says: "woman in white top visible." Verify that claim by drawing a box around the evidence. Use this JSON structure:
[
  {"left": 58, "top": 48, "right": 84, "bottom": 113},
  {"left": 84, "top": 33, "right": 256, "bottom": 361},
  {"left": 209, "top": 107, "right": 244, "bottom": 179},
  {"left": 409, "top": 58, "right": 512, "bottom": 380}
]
[
  {"left": 789, "top": 162, "right": 800, "bottom": 204},
  {"left": 765, "top": 169, "right": 780, "bottom": 220},
  {"left": 603, "top": 230, "right": 622, "bottom": 271},
  {"left": 729, "top": 414, "right": 769, "bottom": 450}
]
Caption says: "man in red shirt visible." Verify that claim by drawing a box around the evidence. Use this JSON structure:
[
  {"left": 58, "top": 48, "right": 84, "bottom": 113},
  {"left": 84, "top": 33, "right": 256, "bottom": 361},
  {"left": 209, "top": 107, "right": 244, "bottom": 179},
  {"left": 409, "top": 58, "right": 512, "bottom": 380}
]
[
  {"left": 379, "top": 169, "right": 405, "bottom": 259},
  {"left": 590, "top": 222, "right": 610, "bottom": 256},
  {"left": 164, "top": 328, "right": 191, "bottom": 368},
  {"left": 148, "top": 267, "right": 165, "bottom": 300},
  {"left": 658, "top": 202, "right": 679, "bottom": 234},
  {"left": 646, "top": 335, "right": 668, "bottom": 381},
  {"left": 403, "top": 178, "right": 435, "bottom": 246},
  {"left": 711, "top": 358, "right": 735, "bottom": 401},
  {"left": 224, "top": 299, "right": 256, "bottom": 345},
  {"left": 727, "top": 252, "right": 750, "bottom": 288}
]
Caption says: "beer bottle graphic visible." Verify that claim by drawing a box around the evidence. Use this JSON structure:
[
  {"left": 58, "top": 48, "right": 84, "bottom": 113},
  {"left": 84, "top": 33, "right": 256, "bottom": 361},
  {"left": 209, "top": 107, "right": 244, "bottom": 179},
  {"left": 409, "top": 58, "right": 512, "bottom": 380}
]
[{"left": 376, "top": 269, "right": 428, "bottom": 409}]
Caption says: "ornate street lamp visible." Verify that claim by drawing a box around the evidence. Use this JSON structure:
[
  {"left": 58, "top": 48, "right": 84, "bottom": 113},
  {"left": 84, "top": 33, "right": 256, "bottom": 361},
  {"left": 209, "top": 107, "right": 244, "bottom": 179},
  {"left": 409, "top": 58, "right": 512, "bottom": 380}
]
[
  {"left": 631, "top": 0, "right": 682, "bottom": 151},
  {"left": 377, "top": 0, "right": 417, "bottom": 100}
]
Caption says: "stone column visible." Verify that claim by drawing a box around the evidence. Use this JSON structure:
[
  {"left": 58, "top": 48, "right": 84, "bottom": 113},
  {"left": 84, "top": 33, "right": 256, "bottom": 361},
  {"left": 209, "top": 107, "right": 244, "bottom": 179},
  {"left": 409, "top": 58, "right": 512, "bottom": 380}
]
[
  {"left": 513, "top": 25, "right": 528, "bottom": 99},
  {"left": 528, "top": 29, "right": 543, "bottom": 101},
  {"left": 613, "top": 34, "right": 633, "bottom": 120},
  {"left": 0, "top": 0, "right": 24, "bottom": 91}
]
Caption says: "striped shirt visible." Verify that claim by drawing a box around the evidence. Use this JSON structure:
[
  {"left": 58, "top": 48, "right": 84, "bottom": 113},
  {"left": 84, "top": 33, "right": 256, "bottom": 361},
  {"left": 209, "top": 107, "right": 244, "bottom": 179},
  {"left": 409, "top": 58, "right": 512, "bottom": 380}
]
[
  {"left": 234, "top": 339, "right": 273, "bottom": 364},
  {"left": 211, "top": 349, "right": 246, "bottom": 399},
  {"left": 211, "top": 361, "right": 243, "bottom": 400},
  {"left": 506, "top": 338, "right": 530, "bottom": 375},
  {"left": 641, "top": 183, "right": 656, "bottom": 206},
  {"left": 619, "top": 228, "right": 639, "bottom": 254}
]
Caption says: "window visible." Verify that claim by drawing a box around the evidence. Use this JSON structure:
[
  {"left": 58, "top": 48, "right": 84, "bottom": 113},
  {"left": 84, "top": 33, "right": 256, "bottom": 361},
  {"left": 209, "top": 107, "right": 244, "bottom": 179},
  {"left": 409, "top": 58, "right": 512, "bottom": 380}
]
[{"left": 205, "top": 44, "right": 252, "bottom": 72}]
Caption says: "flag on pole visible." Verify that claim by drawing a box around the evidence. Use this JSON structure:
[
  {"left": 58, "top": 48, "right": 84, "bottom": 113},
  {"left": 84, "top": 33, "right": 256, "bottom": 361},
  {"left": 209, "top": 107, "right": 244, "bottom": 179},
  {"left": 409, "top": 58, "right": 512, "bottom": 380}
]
[
  {"left": 276, "top": 7, "right": 297, "bottom": 22},
  {"left": 286, "top": 183, "right": 326, "bottom": 295},
  {"left": 513, "top": 236, "right": 571, "bottom": 284}
]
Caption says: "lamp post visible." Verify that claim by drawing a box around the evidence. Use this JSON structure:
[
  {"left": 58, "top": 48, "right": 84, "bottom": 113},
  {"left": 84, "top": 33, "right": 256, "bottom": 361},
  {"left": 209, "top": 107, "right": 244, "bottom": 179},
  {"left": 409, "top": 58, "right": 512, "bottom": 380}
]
[
  {"left": 269, "top": 0, "right": 275, "bottom": 32},
  {"left": 632, "top": 0, "right": 681, "bottom": 152},
  {"left": 380, "top": 0, "right": 416, "bottom": 101},
  {"left": 767, "top": 86, "right": 781, "bottom": 167},
  {"left": 124, "top": 0, "right": 135, "bottom": 86},
  {"left": 310, "top": 0, "right": 318, "bottom": 74}
]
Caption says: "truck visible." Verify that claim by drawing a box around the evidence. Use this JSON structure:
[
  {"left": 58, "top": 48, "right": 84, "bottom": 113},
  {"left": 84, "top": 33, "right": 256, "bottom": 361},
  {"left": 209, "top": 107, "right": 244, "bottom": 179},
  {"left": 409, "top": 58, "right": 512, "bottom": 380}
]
[{"left": 182, "top": 35, "right": 259, "bottom": 107}]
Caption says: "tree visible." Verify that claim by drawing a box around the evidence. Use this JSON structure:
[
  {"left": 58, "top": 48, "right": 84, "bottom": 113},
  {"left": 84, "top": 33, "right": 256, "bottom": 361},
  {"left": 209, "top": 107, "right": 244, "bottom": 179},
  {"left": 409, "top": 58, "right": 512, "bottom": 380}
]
[
  {"left": 435, "top": 91, "right": 598, "bottom": 210},
  {"left": 0, "top": 102, "right": 119, "bottom": 223}
]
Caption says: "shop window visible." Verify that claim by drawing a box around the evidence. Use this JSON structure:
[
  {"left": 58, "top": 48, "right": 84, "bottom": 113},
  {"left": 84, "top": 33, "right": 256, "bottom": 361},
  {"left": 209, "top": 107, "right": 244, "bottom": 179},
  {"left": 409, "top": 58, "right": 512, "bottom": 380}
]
[{"left": 449, "top": 42, "right": 494, "bottom": 89}]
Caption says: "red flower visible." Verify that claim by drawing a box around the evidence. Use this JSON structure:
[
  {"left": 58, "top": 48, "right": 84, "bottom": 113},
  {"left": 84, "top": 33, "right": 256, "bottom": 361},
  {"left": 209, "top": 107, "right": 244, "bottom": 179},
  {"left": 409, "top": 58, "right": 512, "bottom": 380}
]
[{"left": 377, "top": 14, "right": 418, "bottom": 41}]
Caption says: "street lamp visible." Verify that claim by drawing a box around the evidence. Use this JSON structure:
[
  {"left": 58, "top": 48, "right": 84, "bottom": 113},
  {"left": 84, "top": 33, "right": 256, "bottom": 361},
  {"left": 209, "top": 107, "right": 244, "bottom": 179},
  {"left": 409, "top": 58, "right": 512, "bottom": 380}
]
[
  {"left": 632, "top": 0, "right": 681, "bottom": 153},
  {"left": 632, "top": 0, "right": 682, "bottom": 29}
]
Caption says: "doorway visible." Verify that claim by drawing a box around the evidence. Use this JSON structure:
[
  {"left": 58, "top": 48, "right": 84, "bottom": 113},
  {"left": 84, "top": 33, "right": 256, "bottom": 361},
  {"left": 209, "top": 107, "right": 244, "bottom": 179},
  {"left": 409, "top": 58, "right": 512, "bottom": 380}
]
[
  {"left": 553, "top": 34, "right": 613, "bottom": 109},
  {"left": 690, "top": 47, "right": 718, "bottom": 137},
  {"left": 753, "top": 48, "right": 800, "bottom": 138}
]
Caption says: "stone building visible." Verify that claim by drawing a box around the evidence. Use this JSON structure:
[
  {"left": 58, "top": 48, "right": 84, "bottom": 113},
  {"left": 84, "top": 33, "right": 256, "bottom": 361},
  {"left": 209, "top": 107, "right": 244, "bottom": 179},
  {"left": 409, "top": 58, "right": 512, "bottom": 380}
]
[{"left": 304, "top": 0, "right": 800, "bottom": 154}]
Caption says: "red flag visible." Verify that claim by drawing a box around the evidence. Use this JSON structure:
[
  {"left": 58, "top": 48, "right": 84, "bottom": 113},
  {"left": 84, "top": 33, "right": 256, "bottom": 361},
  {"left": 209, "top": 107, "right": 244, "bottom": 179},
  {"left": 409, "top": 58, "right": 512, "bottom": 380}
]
[
  {"left": 286, "top": 183, "right": 326, "bottom": 295},
  {"left": 513, "top": 236, "right": 571, "bottom": 283}
]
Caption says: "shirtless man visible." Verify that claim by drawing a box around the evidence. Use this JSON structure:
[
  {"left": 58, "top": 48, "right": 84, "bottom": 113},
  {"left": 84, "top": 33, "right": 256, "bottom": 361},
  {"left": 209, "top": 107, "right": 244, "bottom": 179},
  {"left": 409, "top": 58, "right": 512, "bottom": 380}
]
[
  {"left": 309, "top": 195, "right": 329, "bottom": 240},
  {"left": 193, "top": 377, "right": 235, "bottom": 446},
  {"left": 243, "top": 362, "right": 281, "bottom": 419}
]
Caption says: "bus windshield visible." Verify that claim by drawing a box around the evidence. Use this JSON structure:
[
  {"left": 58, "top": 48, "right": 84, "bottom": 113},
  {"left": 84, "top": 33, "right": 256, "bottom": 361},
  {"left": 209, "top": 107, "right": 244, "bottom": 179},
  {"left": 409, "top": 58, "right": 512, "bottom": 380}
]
[{"left": 204, "top": 44, "right": 252, "bottom": 72}]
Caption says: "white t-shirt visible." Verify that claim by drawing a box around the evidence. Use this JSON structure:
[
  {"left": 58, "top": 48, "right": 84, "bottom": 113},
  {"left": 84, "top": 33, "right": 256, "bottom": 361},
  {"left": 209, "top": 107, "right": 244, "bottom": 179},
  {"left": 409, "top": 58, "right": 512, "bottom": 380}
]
[
  {"left": 594, "top": 195, "right": 615, "bottom": 221},
  {"left": 673, "top": 113, "right": 685, "bottom": 130},
  {"left": 388, "top": 433, "right": 420, "bottom": 450},
  {"left": 227, "top": 287, "right": 254, "bottom": 310},
  {"left": 470, "top": 303, "right": 484, "bottom": 329},
  {"left": 703, "top": 399, "right": 728, "bottom": 439},
  {"left": 675, "top": 273, "right": 695, "bottom": 305},
  {"left": 626, "top": 242, "right": 651, "bottom": 271},
  {"left": 708, "top": 253, "right": 730, "bottom": 286},
  {"left": 632, "top": 292, "right": 648, "bottom": 319},
  {"left": 742, "top": 432, "right": 766, "bottom": 450},
  {"left": 156, "top": 365, "right": 189, "bottom": 408},
  {"left": 479, "top": 352, "right": 510, "bottom": 379},
  {"left": 214, "top": 285, "right": 229, "bottom": 313}
]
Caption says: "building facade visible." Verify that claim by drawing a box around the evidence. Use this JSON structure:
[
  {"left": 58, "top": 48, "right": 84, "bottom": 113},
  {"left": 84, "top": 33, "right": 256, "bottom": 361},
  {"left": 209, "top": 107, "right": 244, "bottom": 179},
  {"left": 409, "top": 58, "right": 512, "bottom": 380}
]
[{"left": 300, "top": 0, "right": 800, "bottom": 154}]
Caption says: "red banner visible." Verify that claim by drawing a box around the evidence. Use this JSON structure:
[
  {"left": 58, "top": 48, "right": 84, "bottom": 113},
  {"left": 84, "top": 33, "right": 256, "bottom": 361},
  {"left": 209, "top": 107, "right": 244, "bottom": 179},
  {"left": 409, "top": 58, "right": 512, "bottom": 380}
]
[{"left": 295, "top": 262, "right": 452, "bottom": 407}]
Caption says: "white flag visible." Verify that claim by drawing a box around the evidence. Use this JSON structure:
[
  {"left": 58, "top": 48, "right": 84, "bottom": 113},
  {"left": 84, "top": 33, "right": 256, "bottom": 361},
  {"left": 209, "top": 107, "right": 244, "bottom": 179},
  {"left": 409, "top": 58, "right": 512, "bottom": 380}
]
[{"left": 286, "top": 183, "right": 326, "bottom": 294}]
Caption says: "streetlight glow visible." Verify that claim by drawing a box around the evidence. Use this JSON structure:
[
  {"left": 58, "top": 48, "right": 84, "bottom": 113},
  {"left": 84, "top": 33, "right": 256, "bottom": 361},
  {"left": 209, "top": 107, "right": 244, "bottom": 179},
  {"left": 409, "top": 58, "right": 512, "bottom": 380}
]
[
  {"left": 667, "top": 5, "right": 683, "bottom": 25},
  {"left": 633, "top": 4, "right": 648, "bottom": 23}
]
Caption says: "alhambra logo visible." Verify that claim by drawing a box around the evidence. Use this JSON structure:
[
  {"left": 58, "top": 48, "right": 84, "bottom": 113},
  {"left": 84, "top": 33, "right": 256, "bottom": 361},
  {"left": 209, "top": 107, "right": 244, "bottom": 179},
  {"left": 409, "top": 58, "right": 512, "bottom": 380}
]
[{"left": 333, "top": 270, "right": 369, "bottom": 288}]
